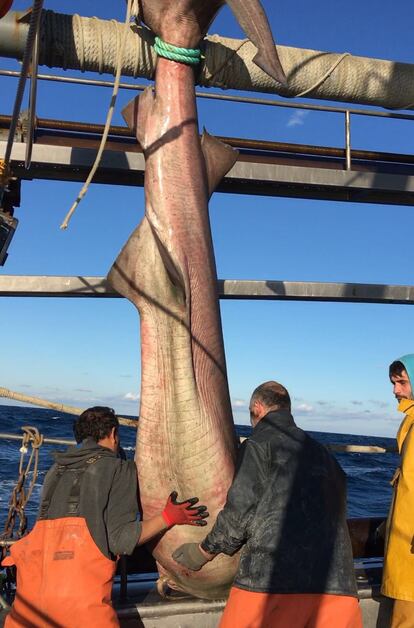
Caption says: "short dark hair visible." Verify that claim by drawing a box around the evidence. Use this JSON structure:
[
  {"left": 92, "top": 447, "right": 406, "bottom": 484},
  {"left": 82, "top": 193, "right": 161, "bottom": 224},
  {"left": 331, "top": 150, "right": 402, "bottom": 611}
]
[
  {"left": 251, "top": 381, "right": 291, "bottom": 411},
  {"left": 389, "top": 361, "right": 406, "bottom": 379},
  {"left": 73, "top": 406, "right": 119, "bottom": 443}
]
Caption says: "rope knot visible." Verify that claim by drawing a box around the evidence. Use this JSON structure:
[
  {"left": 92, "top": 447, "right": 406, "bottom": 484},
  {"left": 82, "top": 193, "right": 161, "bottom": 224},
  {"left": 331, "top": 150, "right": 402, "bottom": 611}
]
[
  {"left": 22, "top": 425, "right": 44, "bottom": 449},
  {"left": 154, "top": 37, "right": 202, "bottom": 65}
]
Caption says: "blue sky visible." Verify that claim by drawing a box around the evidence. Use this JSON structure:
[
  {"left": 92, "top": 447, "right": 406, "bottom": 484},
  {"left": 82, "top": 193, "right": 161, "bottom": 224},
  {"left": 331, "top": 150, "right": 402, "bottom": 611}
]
[{"left": 1, "top": 0, "right": 414, "bottom": 436}]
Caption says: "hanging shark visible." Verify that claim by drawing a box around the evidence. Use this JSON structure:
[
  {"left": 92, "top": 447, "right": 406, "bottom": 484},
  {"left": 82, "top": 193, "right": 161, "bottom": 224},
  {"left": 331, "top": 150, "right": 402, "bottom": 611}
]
[{"left": 108, "top": 0, "right": 285, "bottom": 599}]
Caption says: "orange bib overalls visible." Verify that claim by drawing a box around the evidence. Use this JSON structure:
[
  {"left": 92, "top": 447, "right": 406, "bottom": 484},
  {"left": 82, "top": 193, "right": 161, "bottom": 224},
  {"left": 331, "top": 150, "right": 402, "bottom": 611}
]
[{"left": 2, "top": 457, "right": 118, "bottom": 627}]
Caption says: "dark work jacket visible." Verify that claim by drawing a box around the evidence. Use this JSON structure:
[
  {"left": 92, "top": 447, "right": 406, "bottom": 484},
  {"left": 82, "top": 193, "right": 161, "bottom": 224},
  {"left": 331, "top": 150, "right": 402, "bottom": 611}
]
[
  {"left": 202, "top": 411, "right": 358, "bottom": 596},
  {"left": 39, "top": 439, "right": 141, "bottom": 559}
]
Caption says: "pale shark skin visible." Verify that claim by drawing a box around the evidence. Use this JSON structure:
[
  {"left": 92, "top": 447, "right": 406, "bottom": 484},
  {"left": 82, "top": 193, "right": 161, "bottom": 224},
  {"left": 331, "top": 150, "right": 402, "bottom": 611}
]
[
  {"left": 108, "top": 65, "right": 239, "bottom": 598},
  {"left": 108, "top": 0, "right": 286, "bottom": 599}
]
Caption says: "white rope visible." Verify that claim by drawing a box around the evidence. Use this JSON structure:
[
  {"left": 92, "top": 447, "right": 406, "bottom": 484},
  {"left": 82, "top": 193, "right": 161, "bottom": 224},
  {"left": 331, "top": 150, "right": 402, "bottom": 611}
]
[
  {"left": 73, "top": 13, "right": 84, "bottom": 71},
  {"left": 130, "top": 0, "right": 140, "bottom": 22},
  {"left": 92, "top": 16, "right": 104, "bottom": 74},
  {"left": 202, "top": 38, "right": 249, "bottom": 86},
  {"left": 293, "top": 52, "right": 350, "bottom": 98},
  {"left": 33, "top": 12, "right": 414, "bottom": 111},
  {"left": 60, "top": 0, "right": 133, "bottom": 229}
]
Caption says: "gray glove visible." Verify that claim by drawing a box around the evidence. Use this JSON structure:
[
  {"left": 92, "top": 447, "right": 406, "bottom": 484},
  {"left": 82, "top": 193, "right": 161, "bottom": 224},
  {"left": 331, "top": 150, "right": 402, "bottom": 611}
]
[
  {"left": 172, "top": 543, "right": 210, "bottom": 571},
  {"left": 375, "top": 520, "right": 386, "bottom": 541}
]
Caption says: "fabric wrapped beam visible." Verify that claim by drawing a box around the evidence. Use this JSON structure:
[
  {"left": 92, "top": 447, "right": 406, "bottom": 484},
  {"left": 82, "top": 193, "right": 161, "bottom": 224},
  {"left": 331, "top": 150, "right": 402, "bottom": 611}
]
[{"left": 0, "top": 10, "right": 413, "bottom": 110}]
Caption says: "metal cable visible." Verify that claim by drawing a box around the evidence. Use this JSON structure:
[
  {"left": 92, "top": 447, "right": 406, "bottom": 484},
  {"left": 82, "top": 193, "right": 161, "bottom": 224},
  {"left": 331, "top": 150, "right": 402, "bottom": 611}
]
[{"left": 0, "top": 0, "right": 44, "bottom": 204}]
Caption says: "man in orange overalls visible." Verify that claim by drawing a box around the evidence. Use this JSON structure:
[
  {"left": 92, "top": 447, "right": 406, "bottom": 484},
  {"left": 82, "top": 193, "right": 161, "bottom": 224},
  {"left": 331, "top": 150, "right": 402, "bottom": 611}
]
[
  {"left": 2, "top": 406, "right": 208, "bottom": 627},
  {"left": 173, "top": 381, "right": 362, "bottom": 628}
]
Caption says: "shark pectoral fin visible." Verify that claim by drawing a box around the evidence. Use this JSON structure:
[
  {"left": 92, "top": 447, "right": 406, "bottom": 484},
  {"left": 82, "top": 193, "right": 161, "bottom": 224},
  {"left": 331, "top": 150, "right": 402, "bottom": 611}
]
[
  {"left": 107, "top": 217, "right": 186, "bottom": 310},
  {"left": 225, "top": 0, "right": 287, "bottom": 85},
  {"left": 107, "top": 220, "right": 147, "bottom": 305},
  {"left": 122, "top": 97, "right": 139, "bottom": 137},
  {"left": 122, "top": 87, "right": 156, "bottom": 149},
  {"left": 201, "top": 130, "right": 238, "bottom": 198}
]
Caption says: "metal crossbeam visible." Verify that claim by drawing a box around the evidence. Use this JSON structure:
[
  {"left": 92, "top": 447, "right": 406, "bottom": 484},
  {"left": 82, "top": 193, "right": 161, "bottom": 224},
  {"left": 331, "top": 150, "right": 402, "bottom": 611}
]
[
  {"left": 1, "top": 275, "right": 414, "bottom": 304},
  {"left": 2, "top": 140, "right": 414, "bottom": 205}
]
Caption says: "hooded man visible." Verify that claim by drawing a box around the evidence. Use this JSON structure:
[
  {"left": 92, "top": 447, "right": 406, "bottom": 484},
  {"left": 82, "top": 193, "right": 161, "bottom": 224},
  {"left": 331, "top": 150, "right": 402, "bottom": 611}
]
[
  {"left": 2, "top": 406, "right": 208, "bottom": 627},
  {"left": 173, "top": 381, "right": 361, "bottom": 628},
  {"left": 383, "top": 356, "right": 414, "bottom": 627}
]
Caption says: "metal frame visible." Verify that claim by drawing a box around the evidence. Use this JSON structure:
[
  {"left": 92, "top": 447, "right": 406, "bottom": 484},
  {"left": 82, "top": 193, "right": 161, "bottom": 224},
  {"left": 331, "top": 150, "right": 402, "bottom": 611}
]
[
  {"left": 1, "top": 63, "right": 414, "bottom": 300},
  {"left": 2, "top": 66, "right": 414, "bottom": 186},
  {"left": 2, "top": 139, "right": 414, "bottom": 206},
  {"left": 2, "top": 275, "right": 414, "bottom": 305}
]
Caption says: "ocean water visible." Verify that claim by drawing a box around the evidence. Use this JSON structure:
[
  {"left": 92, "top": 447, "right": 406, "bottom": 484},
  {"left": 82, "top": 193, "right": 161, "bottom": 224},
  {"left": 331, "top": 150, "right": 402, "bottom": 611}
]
[{"left": 0, "top": 405, "right": 399, "bottom": 532}]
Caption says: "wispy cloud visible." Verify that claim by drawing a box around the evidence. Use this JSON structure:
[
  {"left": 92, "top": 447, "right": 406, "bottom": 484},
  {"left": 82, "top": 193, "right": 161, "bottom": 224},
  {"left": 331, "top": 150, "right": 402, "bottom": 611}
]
[
  {"left": 369, "top": 399, "right": 389, "bottom": 409},
  {"left": 123, "top": 392, "right": 139, "bottom": 402},
  {"left": 351, "top": 400, "right": 363, "bottom": 406},
  {"left": 296, "top": 402, "right": 314, "bottom": 413},
  {"left": 287, "top": 110, "right": 309, "bottom": 128},
  {"left": 74, "top": 388, "right": 92, "bottom": 393},
  {"left": 232, "top": 399, "right": 247, "bottom": 409}
]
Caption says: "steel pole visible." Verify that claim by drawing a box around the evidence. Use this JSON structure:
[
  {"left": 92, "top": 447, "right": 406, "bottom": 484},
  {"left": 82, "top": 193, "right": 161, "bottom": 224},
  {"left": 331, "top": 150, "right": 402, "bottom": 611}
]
[{"left": 0, "top": 11, "right": 29, "bottom": 59}]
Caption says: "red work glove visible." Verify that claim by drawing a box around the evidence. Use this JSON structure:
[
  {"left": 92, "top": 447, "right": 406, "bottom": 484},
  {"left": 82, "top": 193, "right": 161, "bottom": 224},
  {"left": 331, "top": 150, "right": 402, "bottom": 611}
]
[
  {"left": 162, "top": 491, "right": 209, "bottom": 527},
  {"left": 0, "top": 1, "right": 13, "bottom": 19}
]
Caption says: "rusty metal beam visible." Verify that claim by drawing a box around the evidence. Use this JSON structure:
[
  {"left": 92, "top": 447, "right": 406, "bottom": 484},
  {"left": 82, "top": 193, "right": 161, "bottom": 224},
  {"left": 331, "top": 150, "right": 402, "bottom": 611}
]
[
  {"left": 2, "top": 115, "right": 414, "bottom": 204},
  {"left": 2, "top": 114, "right": 414, "bottom": 165}
]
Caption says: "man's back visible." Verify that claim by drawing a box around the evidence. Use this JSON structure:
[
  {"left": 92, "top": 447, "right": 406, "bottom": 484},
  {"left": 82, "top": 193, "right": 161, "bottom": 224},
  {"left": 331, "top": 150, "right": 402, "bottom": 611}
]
[
  {"left": 2, "top": 439, "right": 138, "bottom": 627},
  {"left": 41, "top": 438, "right": 141, "bottom": 558},
  {"left": 173, "top": 381, "right": 362, "bottom": 628},
  {"left": 237, "top": 410, "right": 356, "bottom": 595},
  {"left": 203, "top": 409, "right": 357, "bottom": 596}
]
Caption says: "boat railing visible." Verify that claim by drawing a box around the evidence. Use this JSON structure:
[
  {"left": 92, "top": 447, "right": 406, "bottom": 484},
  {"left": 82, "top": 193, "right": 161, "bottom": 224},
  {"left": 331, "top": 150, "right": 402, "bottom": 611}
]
[{"left": 1, "top": 65, "right": 414, "bottom": 175}]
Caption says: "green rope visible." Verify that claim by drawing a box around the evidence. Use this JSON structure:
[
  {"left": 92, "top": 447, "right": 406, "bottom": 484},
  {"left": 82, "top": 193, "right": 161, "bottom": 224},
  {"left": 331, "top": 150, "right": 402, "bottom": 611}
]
[{"left": 154, "top": 37, "right": 201, "bottom": 65}]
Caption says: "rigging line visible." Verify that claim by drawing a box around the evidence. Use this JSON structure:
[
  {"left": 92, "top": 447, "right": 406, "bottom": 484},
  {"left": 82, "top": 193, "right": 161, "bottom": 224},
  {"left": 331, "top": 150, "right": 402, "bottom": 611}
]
[
  {"left": 0, "top": 0, "right": 44, "bottom": 205},
  {"left": 24, "top": 20, "right": 41, "bottom": 169},
  {"left": 294, "top": 53, "right": 351, "bottom": 98},
  {"left": 60, "top": 0, "right": 133, "bottom": 230},
  {"left": 0, "top": 387, "right": 138, "bottom": 428}
]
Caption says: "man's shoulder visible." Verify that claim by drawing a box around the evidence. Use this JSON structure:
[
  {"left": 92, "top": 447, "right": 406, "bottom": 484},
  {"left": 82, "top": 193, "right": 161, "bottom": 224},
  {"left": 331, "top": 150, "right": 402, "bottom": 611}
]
[
  {"left": 110, "top": 457, "right": 137, "bottom": 481},
  {"left": 94, "top": 454, "right": 136, "bottom": 471},
  {"left": 85, "top": 453, "right": 136, "bottom": 486},
  {"left": 401, "top": 422, "right": 414, "bottom": 470},
  {"left": 253, "top": 412, "right": 303, "bottom": 442}
]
